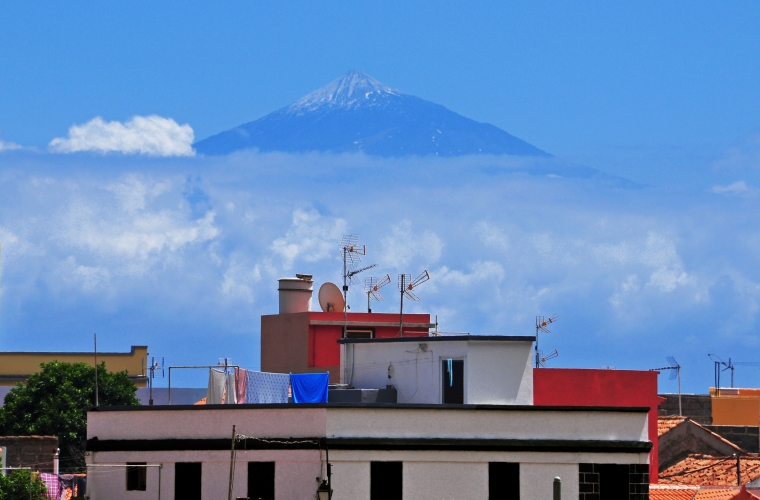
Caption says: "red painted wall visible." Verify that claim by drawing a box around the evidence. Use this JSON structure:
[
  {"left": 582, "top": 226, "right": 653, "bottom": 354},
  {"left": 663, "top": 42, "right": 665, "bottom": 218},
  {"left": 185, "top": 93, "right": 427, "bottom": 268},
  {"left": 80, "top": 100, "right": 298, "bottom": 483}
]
[
  {"left": 533, "top": 368, "right": 664, "bottom": 483},
  {"left": 308, "top": 312, "right": 431, "bottom": 368}
]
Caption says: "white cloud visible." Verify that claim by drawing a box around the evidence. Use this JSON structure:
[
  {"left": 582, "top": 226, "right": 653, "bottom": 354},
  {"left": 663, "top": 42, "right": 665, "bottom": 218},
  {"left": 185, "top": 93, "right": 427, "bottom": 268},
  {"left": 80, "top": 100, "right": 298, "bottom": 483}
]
[
  {"left": 434, "top": 261, "right": 504, "bottom": 287},
  {"left": 712, "top": 181, "right": 752, "bottom": 195},
  {"left": 0, "top": 140, "right": 22, "bottom": 152},
  {"left": 221, "top": 256, "right": 262, "bottom": 303},
  {"left": 475, "top": 222, "right": 510, "bottom": 250},
  {"left": 380, "top": 220, "right": 442, "bottom": 268},
  {"left": 49, "top": 115, "right": 195, "bottom": 156},
  {"left": 270, "top": 210, "right": 347, "bottom": 270}
]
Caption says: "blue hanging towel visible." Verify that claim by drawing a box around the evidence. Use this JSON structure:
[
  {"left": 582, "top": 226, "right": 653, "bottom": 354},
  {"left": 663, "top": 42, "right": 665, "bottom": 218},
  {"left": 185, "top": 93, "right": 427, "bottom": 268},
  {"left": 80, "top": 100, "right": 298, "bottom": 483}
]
[
  {"left": 447, "top": 359, "right": 453, "bottom": 387},
  {"left": 290, "top": 372, "right": 329, "bottom": 403}
]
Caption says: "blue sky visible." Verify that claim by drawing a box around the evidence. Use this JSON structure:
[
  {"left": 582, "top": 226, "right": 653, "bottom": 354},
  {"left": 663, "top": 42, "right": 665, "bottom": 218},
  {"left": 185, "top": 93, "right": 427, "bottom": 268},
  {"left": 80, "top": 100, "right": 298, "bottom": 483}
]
[{"left": 1, "top": 2, "right": 760, "bottom": 391}]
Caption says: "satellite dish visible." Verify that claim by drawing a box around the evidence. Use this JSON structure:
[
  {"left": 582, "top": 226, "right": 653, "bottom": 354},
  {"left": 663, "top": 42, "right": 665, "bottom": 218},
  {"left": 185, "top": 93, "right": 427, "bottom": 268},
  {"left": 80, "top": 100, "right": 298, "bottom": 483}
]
[{"left": 318, "top": 282, "right": 345, "bottom": 312}]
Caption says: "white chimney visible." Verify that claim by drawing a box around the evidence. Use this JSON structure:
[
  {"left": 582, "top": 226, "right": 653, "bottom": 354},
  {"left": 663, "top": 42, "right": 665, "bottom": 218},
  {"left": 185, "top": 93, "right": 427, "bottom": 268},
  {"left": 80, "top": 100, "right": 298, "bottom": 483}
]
[{"left": 278, "top": 274, "right": 313, "bottom": 314}]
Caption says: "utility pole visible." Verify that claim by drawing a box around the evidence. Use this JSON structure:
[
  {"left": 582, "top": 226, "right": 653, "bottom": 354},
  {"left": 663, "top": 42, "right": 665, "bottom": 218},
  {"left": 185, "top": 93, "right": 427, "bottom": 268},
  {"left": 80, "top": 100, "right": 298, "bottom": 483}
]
[{"left": 94, "top": 333, "right": 98, "bottom": 407}]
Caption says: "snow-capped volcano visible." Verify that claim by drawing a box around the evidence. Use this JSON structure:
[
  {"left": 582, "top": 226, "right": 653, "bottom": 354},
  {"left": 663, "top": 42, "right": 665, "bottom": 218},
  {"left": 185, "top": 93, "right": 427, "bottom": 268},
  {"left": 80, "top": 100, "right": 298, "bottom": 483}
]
[
  {"left": 288, "top": 70, "right": 400, "bottom": 113},
  {"left": 194, "top": 70, "right": 549, "bottom": 157}
]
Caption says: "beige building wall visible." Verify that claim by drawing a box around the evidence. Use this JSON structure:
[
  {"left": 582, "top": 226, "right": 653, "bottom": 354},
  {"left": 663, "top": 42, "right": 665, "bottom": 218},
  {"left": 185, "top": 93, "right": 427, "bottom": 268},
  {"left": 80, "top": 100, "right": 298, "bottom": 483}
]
[{"left": 0, "top": 346, "right": 148, "bottom": 387}]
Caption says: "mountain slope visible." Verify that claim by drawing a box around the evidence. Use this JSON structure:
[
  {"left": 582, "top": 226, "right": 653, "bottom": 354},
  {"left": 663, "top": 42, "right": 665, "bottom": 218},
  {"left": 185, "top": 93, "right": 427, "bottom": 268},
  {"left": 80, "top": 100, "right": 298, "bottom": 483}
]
[{"left": 194, "top": 70, "right": 549, "bottom": 157}]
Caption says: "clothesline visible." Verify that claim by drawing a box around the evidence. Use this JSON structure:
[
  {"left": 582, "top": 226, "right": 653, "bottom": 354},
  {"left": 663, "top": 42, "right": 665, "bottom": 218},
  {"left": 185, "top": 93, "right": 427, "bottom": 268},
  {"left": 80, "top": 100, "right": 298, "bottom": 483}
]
[{"left": 206, "top": 369, "right": 329, "bottom": 404}]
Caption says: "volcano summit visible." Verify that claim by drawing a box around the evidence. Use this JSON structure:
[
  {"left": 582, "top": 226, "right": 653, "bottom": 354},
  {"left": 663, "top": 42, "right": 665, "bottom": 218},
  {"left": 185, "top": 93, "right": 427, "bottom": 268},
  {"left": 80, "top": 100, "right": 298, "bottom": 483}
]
[{"left": 194, "top": 70, "right": 549, "bottom": 157}]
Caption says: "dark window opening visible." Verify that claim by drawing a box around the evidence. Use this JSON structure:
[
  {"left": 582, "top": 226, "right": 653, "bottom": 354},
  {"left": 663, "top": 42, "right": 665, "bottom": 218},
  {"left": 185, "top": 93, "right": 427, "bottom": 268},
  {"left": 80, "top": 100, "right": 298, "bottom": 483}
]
[
  {"left": 248, "top": 462, "right": 275, "bottom": 500},
  {"left": 126, "top": 462, "right": 147, "bottom": 491},
  {"left": 175, "top": 462, "right": 202, "bottom": 500},
  {"left": 599, "top": 464, "right": 629, "bottom": 500},
  {"left": 371, "top": 461, "right": 402, "bottom": 500},
  {"left": 442, "top": 359, "right": 464, "bottom": 404},
  {"left": 346, "top": 329, "right": 374, "bottom": 339},
  {"left": 489, "top": 462, "right": 519, "bottom": 499}
]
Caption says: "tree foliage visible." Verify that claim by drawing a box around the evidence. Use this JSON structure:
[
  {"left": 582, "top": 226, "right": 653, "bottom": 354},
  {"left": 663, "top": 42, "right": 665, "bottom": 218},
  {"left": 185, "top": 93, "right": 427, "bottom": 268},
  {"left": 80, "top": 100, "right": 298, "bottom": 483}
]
[
  {"left": 0, "top": 466, "right": 48, "bottom": 500},
  {"left": 0, "top": 361, "right": 139, "bottom": 471}
]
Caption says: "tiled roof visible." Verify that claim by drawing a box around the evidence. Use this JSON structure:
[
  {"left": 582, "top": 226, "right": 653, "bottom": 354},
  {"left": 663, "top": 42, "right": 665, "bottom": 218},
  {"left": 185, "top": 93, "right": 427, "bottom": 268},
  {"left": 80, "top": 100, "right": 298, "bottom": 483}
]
[
  {"left": 659, "top": 415, "right": 688, "bottom": 436},
  {"left": 650, "top": 485, "right": 699, "bottom": 500},
  {"left": 693, "top": 487, "right": 743, "bottom": 500},
  {"left": 194, "top": 397, "right": 206, "bottom": 405},
  {"left": 660, "top": 455, "right": 760, "bottom": 486}
]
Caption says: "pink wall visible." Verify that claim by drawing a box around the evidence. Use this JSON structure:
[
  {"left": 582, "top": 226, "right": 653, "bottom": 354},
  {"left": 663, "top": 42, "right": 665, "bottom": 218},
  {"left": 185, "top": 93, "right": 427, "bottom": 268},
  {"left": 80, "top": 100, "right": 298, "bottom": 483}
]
[{"left": 533, "top": 368, "right": 663, "bottom": 482}]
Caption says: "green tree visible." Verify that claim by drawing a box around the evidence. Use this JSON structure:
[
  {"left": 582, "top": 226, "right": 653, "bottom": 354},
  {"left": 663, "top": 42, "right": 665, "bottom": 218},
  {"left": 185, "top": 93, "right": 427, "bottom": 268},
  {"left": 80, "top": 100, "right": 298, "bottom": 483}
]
[
  {"left": 0, "top": 458, "right": 48, "bottom": 500},
  {"left": 0, "top": 361, "right": 139, "bottom": 471}
]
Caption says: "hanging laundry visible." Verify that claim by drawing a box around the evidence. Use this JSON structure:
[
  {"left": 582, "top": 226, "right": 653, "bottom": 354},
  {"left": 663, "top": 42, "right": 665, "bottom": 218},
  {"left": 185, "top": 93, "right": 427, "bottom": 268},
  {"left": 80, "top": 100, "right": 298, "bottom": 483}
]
[
  {"left": 447, "top": 359, "right": 453, "bottom": 387},
  {"left": 246, "top": 371, "right": 290, "bottom": 404},
  {"left": 38, "top": 473, "right": 59, "bottom": 499},
  {"left": 206, "top": 368, "right": 226, "bottom": 405},
  {"left": 290, "top": 373, "right": 329, "bottom": 403},
  {"left": 235, "top": 367, "right": 247, "bottom": 404},
  {"left": 224, "top": 371, "right": 237, "bottom": 404},
  {"left": 59, "top": 474, "right": 75, "bottom": 500},
  {"left": 72, "top": 475, "right": 86, "bottom": 498}
]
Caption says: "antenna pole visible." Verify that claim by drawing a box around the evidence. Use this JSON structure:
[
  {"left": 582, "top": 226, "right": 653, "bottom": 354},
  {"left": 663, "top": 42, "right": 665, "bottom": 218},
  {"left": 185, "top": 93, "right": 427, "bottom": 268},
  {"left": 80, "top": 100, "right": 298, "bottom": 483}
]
[
  {"left": 343, "top": 247, "right": 348, "bottom": 339},
  {"left": 399, "top": 275, "right": 405, "bottom": 337},
  {"left": 731, "top": 358, "right": 734, "bottom": 388},
  {"left": 94, "top": 333, "right": 98, "bottom": 407},
  {"left": 535, "top": 318, "right": 540, "bottom": 369},
  {"left": 367, "top": 291, "right": 371, "bottom": 313},
  {"left": 678, "top": 365, "right": 682, "bottom": 416}
]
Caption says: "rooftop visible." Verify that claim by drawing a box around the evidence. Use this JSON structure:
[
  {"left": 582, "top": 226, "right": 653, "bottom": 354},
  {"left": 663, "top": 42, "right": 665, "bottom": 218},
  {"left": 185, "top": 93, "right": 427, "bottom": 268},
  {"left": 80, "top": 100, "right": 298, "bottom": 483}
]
[
  {"left": 338, "top": 335, "right": 536, "bottom": 344},
  {"left": 660, "top": 454, "right": 760, "bottom": 487},
  {"left": 659, "top": 415, "right": 688, "bottom": 436}
]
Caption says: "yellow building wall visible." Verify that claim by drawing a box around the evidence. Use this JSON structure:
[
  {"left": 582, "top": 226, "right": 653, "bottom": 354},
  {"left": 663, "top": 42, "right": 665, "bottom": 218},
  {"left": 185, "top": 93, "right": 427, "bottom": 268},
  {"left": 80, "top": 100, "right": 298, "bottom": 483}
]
[
  {"left": 0, "top": 346, "right": 148, "bottom": 387},
  {"left": 710, "top": 388, "right": 760, "bottom": 426}
]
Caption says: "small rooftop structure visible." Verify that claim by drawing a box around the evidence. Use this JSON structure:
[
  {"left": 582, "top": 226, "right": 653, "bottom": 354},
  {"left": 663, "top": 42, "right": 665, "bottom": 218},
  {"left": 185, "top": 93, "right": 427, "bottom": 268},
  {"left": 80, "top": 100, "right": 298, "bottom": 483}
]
[
  {"left": 658, "top": 416, "right": 747, "bottom": 471},
  {"left": 339, "top": 335, "right": 535, "bottom": 405}
]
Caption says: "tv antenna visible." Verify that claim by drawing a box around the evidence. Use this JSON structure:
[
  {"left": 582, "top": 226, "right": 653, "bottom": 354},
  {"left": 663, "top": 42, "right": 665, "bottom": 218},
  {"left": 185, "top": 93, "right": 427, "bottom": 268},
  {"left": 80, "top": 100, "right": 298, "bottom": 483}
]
[
  {"left": 535, "top": 315, "right": 558, "bottom": 368},
  {"left": 537, "top": 349, "right": 559, "bottom": 368},
  {"left": 398, "top": 271, "right": 430, "bottom": 336},
  {"left": 708, "top": 354, "right": 760, "bottom": 393},
  {"left": 339, "top": 235, "right": 376, "bottom": 338},
  {"left": 146, "top": 356, "right": 164, "bottom": 406},
  {"left": 651, "top": 356, "right": 681, "bottom": 415},
  {"left": 364, "top": 274, "right": 391, "bottom": 313}
]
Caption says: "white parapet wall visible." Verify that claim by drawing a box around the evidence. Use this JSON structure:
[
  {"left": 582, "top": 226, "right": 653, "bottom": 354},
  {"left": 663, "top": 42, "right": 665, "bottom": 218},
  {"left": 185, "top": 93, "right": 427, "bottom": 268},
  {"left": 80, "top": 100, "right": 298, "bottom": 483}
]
[
  {"left": 86, "top": 404, "right": 650, "bottom": 500},
  {"left": 339, "top": 336, "right": 534, "bottom": 404}
]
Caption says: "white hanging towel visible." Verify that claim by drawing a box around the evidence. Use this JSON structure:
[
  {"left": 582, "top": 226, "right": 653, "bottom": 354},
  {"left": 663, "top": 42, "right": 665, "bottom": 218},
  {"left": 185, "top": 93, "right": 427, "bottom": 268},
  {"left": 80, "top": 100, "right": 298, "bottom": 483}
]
[
  {"left": 224, "top": 372, "right": 237, "bottom": 404},
  {"left": 206, "top": 368, "right": 226, "bottom": 404}
]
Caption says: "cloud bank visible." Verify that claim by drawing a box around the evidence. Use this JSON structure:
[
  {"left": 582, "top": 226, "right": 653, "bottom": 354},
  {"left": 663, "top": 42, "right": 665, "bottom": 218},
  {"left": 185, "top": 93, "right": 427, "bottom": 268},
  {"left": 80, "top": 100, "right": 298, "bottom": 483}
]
[
  {"left": 0, "top": 140, "right": 23, "bottom": 152},
  {"left": 49, "top": 115, "right": 195, "bottom": 156},
  {"left": 0, "top": 150, "right": 759, "bottom": 390}
]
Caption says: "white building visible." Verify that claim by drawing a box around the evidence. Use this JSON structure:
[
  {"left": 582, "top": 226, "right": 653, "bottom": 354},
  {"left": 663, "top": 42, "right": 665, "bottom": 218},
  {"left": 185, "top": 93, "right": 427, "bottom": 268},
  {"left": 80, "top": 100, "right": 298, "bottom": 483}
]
[
  {"left": 339, "top": 336, "right": 535, "bottom": 405},
  {"left": 86, "top": 402, "right": 650, "bottom": 500}
]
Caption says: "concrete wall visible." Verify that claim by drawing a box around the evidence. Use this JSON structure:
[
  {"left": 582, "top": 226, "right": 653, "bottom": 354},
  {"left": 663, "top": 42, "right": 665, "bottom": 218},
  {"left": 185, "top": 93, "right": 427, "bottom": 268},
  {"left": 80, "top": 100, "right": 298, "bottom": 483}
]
[
  {"left": 0, "top": 346, "right": 148, "bottom": 387},
  {"left": 704, "top": 425, "right": 760, "bottom": 453},
  {"left": 658, "top": 394, "right": 712, "bottom": 424},
  {"left": 342, "top": 339, "right": 533, "bottom": 405},
  {"left": 87, "top": 405, "right": 650, "bottom": 499},
  {"left": 0, "top": 436, "right": 58, "bottom": 472},
  {"left": 658, "top": 419, "right": 744, "bottom": 471},
  {"left": 89, "top": 449, "right": 644, "bottom": 500}
]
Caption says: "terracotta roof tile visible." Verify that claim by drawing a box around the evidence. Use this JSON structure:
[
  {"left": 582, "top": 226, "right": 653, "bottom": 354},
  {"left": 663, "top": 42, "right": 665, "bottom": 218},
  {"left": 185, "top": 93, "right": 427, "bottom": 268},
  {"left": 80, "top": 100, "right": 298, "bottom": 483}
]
[
  {"left": 650, "top": 485, "right": 699, "bottom": 500},
  {"left": 693, "top": 487, "right": 743, "bottom": 500},
  {"left": 194, "top": 397, "right": 206, "bottom": 405},
  {"left": 661, "top": 455, "right": 760, "bottom": 487},
  {"left": 660, "top": 415, "right": 688, "bottom": 436}
]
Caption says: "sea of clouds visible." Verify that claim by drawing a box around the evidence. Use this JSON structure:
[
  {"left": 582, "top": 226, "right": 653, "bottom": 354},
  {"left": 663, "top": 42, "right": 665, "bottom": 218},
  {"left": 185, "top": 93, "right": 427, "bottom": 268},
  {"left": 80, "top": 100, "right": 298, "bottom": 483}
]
[{"left": 1, "top": 116, "right": 760, "bottom": 390}]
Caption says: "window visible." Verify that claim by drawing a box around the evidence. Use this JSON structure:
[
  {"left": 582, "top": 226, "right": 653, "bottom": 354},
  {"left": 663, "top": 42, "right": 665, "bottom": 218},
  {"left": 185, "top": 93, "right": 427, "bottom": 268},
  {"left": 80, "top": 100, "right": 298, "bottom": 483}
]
[
  {"left": 371, "top": 462, "right": 402, "bottom": 500},
  {"left": 442, "top": 359, "right": 464, "bottom": 404},
  {"left": 248, "top": 462, "right": 275, "bottom": 500},
  {"left": 489, "top": 462, "right": 519, "bottom": 499},
  {"left": 126, "top": 462, "right": 147, "bottom": 491},
  {"left": 346, "top": 329, "right": 374, "bottom": 339},
  {"left": 174, "top": 462, "right": 202, "bottom": 500},
  {"left": 599, "top": 464, "right": 628, "bottom": 499}
]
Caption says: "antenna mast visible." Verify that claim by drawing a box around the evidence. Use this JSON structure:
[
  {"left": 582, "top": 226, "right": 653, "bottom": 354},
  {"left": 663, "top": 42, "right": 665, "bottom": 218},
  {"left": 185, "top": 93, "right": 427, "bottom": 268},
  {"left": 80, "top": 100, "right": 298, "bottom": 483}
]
[
  {"left": 398, "top": 271, "right": 430, "bottom": 337},
  {"left": 365, "top": 274, "right": 391, "bottom": 313},
  {"left": 535, "top": 315, "right": 558, "bottom": 368},
  {"left": 651, "top": 356, "right": 681, "bottom": 415},
  {"left": 339, "top": 235, "right": 375, "bottom": 338}
]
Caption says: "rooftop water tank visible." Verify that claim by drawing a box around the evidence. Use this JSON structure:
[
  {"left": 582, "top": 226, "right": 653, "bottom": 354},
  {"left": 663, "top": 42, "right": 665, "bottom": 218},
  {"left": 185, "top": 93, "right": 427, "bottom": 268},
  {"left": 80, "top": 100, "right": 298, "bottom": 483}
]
[{"left": 278, "top": 274, "right": 313, "bottom": 314}]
